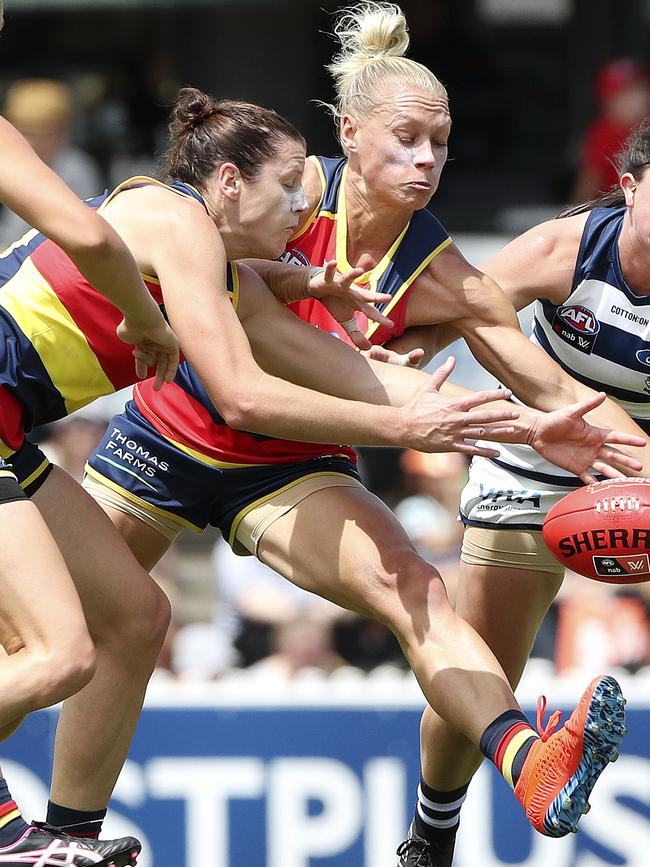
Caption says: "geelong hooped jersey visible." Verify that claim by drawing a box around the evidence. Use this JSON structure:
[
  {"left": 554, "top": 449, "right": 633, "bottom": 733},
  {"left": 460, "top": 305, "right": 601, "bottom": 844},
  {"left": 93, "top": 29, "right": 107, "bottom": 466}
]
[
  {"left": 0, "top": 176, "right": 202, "bottom": 449},
  {"left": 134, "top": 155, "right": 452, "bottom": 467},
  {"left": 488, "top": 206, "right": 650, "bottom": 485}
]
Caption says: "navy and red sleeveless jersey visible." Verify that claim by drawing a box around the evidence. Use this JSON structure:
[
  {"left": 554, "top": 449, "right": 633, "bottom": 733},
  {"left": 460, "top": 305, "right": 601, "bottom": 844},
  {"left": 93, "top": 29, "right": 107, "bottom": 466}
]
[
  {"left": 0, "top": 176, "right": 203, "bottom": 455},
  {"left": 133, "top": 156, "right": 452, "bottom": 467}
]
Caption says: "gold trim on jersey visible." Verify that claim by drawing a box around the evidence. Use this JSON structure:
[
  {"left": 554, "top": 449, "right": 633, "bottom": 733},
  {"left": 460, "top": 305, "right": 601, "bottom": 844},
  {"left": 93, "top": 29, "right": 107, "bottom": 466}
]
[
  {"left": 20, "top": 457, "right": 50, "bottom": 490},
  {"left": 335, "top": 164, "right": 410, "bottom": 289},
  {"left": 0, "top": 258, "right": 115, "bottom": 414},
  {"left": 287, "top": 156, "right": 327, "bottom": 242},
  {"left": 229, "top": 261, "right": 240, "bottom": 310},
  {"left": 364, "top": 235, "right": 453, "bottom": 339}
]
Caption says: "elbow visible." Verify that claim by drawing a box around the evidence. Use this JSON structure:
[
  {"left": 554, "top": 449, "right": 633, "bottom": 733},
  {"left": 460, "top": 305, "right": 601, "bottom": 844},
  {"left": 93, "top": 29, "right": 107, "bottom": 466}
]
[
  {"left": 64, "top": 214, "right": 117, "bottom": 258},
  {"left": 219, "top": 394, "right": 261, "bottom": 431}
]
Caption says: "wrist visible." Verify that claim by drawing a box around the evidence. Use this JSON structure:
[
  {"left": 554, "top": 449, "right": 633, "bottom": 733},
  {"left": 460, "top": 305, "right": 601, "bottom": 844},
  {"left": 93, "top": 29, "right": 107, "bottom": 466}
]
[{"left": 306, "top": 265, "right": 326, "bottom": 299}]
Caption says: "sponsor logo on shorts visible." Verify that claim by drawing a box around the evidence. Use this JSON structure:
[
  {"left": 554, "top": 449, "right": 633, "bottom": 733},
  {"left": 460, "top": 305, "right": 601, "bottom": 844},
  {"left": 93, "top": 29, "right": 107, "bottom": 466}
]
[
  {"left": 476, "top": 484, "right": 541, "bottom": 510},
  {"left": 104, "top": 428, "right": 170, "bottom": 479},
  {"left": 636, "top": 349, "right": 650, "bottom": 366},
  {"left": 593, "top": 553, "right": 650, "bottom": 577},
  {"left": 552, "top": 305, "right": 600, "bottom": 354}
]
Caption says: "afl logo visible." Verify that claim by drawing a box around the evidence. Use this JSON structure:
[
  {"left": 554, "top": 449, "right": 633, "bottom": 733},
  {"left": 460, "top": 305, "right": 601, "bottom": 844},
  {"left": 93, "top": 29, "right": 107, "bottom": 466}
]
[
  {"left": 280, "top": 247, "right": 311, "bottom": 268},
  {"left": 636, "top": 349, "right": 650, "bottom": 366},
  {"left": 557, "top": 305, "right": 600, "bottom": 334}
]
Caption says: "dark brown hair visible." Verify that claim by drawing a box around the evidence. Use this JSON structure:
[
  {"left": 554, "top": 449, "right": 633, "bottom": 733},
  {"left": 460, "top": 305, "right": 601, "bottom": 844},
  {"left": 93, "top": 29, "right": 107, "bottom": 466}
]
[
  {"left": 162, "top": 87, "right": 305, "bottom": 188},
  {"left": 561, "top": 120, "right": 650, "bottom": 217}
]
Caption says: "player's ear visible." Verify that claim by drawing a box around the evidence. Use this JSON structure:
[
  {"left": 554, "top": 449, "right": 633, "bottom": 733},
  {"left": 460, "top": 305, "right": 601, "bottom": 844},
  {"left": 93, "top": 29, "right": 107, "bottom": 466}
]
[
  {"left": 620, "top": 173, "right": 638, "bottom": 207},
  {"left": 217, "top": 163, "right": 243, "bottom": 201},
  {"left": 340, "top": 114, "right": 359, "bottom": 154}
]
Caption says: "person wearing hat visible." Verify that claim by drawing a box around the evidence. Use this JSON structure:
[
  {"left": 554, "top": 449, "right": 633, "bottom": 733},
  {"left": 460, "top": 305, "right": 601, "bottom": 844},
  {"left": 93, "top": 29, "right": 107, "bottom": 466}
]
[
  {"left": 572, "top": 59, "right": 650, "bottom": 202},
  {"left": 0, "top": 79, "right": 102, "bottom": 244}
]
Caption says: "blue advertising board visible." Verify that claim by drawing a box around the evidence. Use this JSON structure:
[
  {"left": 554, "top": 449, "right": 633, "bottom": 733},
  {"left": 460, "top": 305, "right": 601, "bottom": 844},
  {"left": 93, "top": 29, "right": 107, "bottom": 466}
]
[{"left": 2, "top": 698, "right": 649, "bottom": 866}]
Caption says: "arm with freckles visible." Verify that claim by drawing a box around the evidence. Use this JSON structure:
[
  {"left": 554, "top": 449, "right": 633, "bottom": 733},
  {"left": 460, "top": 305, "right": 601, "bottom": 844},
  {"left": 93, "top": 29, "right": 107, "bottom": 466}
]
[
  {"left": 406, "top": 238, "right": 650, "bottom": 472},
  {"left": 235, "top": 264, "right": 644, "bottom": 479}
]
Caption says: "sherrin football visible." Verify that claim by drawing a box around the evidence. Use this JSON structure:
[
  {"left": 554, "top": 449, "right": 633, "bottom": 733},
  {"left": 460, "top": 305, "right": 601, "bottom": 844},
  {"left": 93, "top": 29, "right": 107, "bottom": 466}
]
[{"left": 542, "top": 478, "right": 650, "bottom": 583}]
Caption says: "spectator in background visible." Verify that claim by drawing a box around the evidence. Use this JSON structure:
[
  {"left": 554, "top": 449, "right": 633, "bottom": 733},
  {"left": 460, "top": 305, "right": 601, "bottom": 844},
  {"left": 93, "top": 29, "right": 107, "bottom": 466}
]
[
  {"left": 572, "top": 59, "right": 650, "bottom": 202},
  {"left": 554, "top": 575, "right": 650, "bottom": 675},
  {"left": 0, "top": 79, "right": 103, "bottom": 245}
]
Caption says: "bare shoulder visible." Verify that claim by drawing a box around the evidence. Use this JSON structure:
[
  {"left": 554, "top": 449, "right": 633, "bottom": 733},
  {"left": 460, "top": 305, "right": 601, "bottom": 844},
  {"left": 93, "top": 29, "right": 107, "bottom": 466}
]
[
  {"left": 479, "top": 213, "right": 590, "bottom": 308},
  {"left": 106, "top": 182, "right": 208, "bottom": 228}
]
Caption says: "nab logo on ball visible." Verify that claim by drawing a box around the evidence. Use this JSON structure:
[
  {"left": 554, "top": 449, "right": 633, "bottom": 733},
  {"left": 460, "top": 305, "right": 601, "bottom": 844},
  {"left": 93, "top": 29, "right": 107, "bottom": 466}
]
[
  {"left": 593, "top": 553, "right": 650, "bottom": 578},
  {"left": 552, "top": 305, "right": 600, "bottom": 354}
]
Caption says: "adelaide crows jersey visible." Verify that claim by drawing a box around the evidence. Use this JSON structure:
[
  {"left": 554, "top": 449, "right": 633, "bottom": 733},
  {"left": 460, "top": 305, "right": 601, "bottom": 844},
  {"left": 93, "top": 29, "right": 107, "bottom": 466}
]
[
  {"left": 0, "top": 176, "right": 202, "bottom": 455},
  {"left": 286, "top": 155, "right": 451, "bottom": 344}
]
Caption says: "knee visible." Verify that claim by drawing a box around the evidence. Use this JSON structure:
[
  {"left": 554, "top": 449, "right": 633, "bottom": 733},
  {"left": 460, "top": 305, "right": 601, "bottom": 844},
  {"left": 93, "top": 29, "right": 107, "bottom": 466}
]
[
  {"left": 36, "top": 632, "right": 97, "bottom": 707},
  {"left": 101, "top": 573, "right": 172, "bottom": 659},
  {"left": 364, "top": 548, "right": 452, "bottom": 636}
]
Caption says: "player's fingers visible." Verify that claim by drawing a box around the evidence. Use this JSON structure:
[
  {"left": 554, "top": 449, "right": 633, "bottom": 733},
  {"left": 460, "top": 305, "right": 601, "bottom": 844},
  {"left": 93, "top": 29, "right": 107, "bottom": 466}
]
[
  {"left": 133, "top": 354, "right": 148, "bottom": 380},
  {"left": 461, "top": 424, "right": 516, "bottom": 439},
  {"left": 452, "top": 440, "right": 501, "bottom": 458},
  {"left": 349, "top": 329, "right": 371, "bottom": 350},
  {"left": 601, "top": 431, "right": 647, "bottom": 447},
  {"left": 348, "top": 285, "right": 392, "bottom": 304},
  {"left": 428, "top": 356, "right": 455, "bottom": 390},
  {"left": 568, "top": 391, "right": 607, "bottom": 418},
  {"left": 353, "top": 297, "right": 394, "bottom": 327},
  {"left": 590, "top": 461, "right": 630, "bottom": 480},
  {"left": 578, "top": 467, "right": 598, "bottom": 485},
  {"left": 407, "top": 349, "right": 425, "bottom": 365},
  {"left": 594, "top": 448, "right": 643, "bottom": 471},
  {"left": 457, "top": 388, "right": 514, "bottom": 411},
  {"left": 165, "top": 347, "right": 180, "bottom": 382},
  {"left": 463, "top": 408, "right": 520, "bottom": 426},
  {"left": 323, "top": 259, "right": 338, "bottom": 280}
]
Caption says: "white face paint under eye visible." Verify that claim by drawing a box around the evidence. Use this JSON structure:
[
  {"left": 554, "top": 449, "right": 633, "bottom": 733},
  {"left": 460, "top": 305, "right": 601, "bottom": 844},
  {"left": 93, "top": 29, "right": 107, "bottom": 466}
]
[{"left": 284, "top": 184, "right": 308, "bottom": 214}]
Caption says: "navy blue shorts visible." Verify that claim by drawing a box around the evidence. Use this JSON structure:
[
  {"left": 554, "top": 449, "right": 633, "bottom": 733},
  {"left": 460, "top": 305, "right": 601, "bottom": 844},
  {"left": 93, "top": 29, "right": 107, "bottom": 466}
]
[
  {"left": 85, "top": 400, "right": 361, "bottom": 553},
  {"left": 0, "top": 441, "right": 51, "bottom": 497}
]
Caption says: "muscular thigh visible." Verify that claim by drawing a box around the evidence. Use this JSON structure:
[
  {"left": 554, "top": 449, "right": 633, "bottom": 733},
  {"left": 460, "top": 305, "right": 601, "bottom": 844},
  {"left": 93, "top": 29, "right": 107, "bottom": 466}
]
[
  {"left": 32, "top": 467, "right": 162, "bottom": 636},
  {"left": 257, "top": 484, "right": 437, "bottom": 623}
]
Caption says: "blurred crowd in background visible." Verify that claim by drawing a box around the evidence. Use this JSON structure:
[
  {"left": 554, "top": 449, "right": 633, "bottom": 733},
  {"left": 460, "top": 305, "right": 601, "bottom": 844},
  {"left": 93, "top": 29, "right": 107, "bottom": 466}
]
[{"left": 2, "top": 0, "right": 650, "bottom": 686}]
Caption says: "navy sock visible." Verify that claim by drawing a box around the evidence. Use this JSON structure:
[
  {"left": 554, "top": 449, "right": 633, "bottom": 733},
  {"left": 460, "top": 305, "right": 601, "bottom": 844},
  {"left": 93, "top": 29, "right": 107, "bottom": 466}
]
[
  {"left": 0, "top": 778, "right": 29, "bottom": 847},
  {"left": 413, "top": 777, "right": 468, "bottom": 845},
  {"left": 479, "top": 709, "right": 538, "bottom": 789},
  {"left": 46, "top": 802, "right": 107, "bottom": 839}
]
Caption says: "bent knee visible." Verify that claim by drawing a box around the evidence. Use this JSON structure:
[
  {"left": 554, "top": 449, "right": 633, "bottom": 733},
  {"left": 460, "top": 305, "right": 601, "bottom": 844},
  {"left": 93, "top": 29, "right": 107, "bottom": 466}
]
[
  {"left": 365, "top": 549, "right": 451, "bottom": 629},
  {"left": 36, "top": 635, "right": 97, "bottom": 707}
]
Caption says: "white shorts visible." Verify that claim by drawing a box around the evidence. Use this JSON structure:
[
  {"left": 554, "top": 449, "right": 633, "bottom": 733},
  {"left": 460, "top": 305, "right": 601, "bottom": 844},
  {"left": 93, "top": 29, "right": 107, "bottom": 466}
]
[{"left": 459, "top": 451, "right": 582, "bottom": 531}]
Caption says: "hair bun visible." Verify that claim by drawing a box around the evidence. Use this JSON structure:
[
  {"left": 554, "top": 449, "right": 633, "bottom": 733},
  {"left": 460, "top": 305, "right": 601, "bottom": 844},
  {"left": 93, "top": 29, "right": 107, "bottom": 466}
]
[
  {"left": 170, "top": 87, "right": 217, "bottom": 136},
  {"left": 334, "top": 2, "right": 409, "bottom": 64}
]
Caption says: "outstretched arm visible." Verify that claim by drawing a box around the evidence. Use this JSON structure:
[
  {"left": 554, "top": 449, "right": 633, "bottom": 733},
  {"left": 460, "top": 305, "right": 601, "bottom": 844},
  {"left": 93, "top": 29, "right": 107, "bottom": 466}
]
[
  {"left": 235, "top": 265, "right": 644, "bottom": 477},
  {"left": 405, "top": 241, "right": 650, "bottom": 473},
  {"left": 0, "top": 117, "right": 178, "bottom": 387}
]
